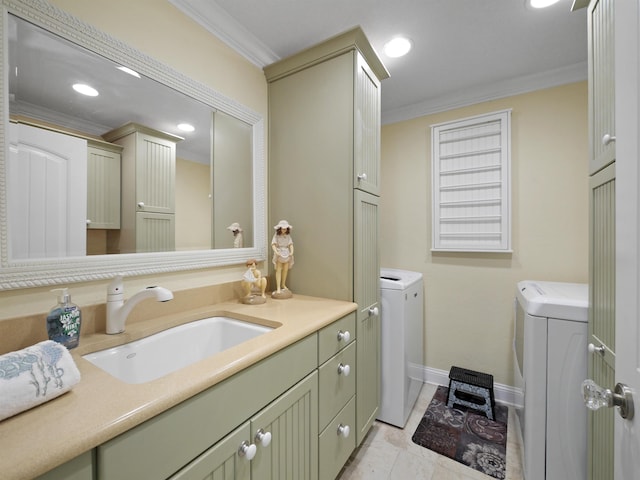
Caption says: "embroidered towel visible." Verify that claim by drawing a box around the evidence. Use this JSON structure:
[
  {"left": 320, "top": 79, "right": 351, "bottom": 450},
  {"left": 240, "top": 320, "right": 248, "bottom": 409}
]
[{"left": 0, "top": 340, "right": 81, "bottom": 421}]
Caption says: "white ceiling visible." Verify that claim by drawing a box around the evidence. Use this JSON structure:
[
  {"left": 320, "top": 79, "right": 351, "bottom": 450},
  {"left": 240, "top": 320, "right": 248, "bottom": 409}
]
[{"left": 170, "top": 0, "right": 588, "bottom": 124}]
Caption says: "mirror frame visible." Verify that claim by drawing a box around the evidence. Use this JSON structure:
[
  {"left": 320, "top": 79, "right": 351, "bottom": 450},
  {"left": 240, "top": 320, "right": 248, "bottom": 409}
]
[{"left": 0, "top": 0, "right": 266, "bottom": 290}]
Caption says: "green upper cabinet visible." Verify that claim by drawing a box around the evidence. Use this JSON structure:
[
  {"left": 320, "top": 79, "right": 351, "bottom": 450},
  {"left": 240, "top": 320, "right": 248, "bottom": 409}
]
[{"left": 588, "top": 0, "right": 615, "bottom": 175}]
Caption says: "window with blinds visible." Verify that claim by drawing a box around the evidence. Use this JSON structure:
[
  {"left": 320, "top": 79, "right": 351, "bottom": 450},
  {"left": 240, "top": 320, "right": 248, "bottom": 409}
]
[{"left": 431, "top": 109, "right": 512, "bottom": 252}]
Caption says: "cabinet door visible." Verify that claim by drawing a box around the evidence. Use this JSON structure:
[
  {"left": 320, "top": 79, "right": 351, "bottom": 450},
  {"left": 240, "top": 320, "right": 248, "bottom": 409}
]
[
  {"left": 354, "top": 190, "right": 380, "bottom": 445},
  {"left": 87, "top": 145, "right": 121, "bottom": 229},
  {"left": 136, "top": 132, "right": 176, "bottom": 214},
  {"left": 588, "top": 163, "right": 615, "bottom": 480},
  {"left": 354, "top": 53, "right": 381, "bottom": 195},
  {"left": 169, "top": 423, "right": 251, "bottom": 480},
  {"left": 588, "top": 0, "right": 615, "bottom": 174},
  {"left": 135, "top": 211, "right": 175, "bottom": 252},
  {"left": 250, "top": 372, "right": 318, "bottom": 480}
]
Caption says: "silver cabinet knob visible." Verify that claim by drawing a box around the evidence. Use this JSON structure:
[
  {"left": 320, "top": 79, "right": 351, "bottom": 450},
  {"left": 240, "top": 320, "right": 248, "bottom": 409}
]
[
  {"left": 255, "top": 429, "right": 272, "bottom": 447},
  {"left": 137, "top": 201, "right": 145, "bottom": 209},
  {"left": 337, "top": 363, "right": 351, "bottom": 376},
  {"left": 602, "top": 133, "right": 616, "bottom": 146},
  {"left": 357, "top": 173, "right": 368, "bottom": 181},
  {"left": 369, "top": 306, "right": 379, "bottom": 316},
  {"left": 582, "top": 379, "right": 634, "bottom": 420},
  {"left": 337, "top": 330, "right": 351, "bottom": 343},
  {"left": 337, "top": 424, "right": 350, "bottom": 438},
  {"left": 588, "top": 343, "right": 605, "bottom": 356},
  {"left": 238, "top": 440, "right": 257, "bottom": 460}
]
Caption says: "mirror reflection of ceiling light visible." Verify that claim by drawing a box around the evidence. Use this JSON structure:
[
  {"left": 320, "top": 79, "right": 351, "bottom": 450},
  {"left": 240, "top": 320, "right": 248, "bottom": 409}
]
[
  {"left": 117, "top": 66, "right": 141, "bottom": 78},
  {"left": 177, "top": 123, "right": 195, "bottom": 132},
  {"left": 72, "top": 83, "right": 99, "bottom": 96},
  {"left": 527, "top": 0, "right": 561, "bottom": 8},
  {"left": 383, "top": 37, "right": 412, "bottom": 58}
]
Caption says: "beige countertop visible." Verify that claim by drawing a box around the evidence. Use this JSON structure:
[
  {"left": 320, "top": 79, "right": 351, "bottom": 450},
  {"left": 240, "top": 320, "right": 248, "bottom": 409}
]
[{"left": 0, "top": 295, "right": 357, "bottom": 480}]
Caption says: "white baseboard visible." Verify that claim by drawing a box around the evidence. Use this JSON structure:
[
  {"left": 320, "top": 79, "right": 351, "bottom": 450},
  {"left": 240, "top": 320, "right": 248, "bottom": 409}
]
[{"left": 422, "top": 366, "right": 524, "bottom": 409}]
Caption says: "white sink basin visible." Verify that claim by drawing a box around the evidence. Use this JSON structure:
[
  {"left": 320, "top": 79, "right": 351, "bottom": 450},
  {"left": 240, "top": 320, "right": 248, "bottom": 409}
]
[{"left": 83, "top": 316, "right": 273, "bottom": 384}]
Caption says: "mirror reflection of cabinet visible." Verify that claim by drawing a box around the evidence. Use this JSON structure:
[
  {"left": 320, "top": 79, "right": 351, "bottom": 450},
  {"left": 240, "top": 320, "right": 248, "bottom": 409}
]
[
  {"left": 87, "top": 140, "right": 122, "bottom": 230},
  {"left": 104, "top": 122, "right": 181, "bottom": 253}
]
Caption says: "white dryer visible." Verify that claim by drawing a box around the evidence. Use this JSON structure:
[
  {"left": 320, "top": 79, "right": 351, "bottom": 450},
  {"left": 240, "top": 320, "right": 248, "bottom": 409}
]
[
  {"left": 378, "top": 268, "right": 424, "bottom": 428},
  {"left": 514, "top": 280, "right": 588, "bottom": 480}
]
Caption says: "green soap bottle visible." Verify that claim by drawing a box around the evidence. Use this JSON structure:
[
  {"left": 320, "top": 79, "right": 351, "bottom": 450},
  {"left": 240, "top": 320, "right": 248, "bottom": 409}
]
[{"left": 46, "top": 288, "right": 82, "bottom": 349}]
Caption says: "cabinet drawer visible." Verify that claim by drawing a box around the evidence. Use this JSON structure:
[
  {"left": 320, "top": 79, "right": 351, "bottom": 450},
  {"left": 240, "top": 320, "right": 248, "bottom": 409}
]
[
  {"left": 319, "top": 396, "right": 356, "bottom": 480},
  {"left": 318, "top": 342, "right": 356, "bottom": 429},
  {"left": 318, "top": 312, "right": 356, "bottom": 364}
]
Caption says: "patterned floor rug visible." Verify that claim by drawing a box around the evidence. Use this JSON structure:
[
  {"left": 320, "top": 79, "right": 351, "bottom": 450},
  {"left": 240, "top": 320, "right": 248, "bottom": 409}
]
[{"left": 411, "top": 385, "right": 508, "bottom": 479}]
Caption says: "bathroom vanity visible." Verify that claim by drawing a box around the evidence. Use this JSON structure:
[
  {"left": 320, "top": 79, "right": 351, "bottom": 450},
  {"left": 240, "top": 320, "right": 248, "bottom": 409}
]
[{"left": 0, "top": 295, "right": 357, "bottom": 480}]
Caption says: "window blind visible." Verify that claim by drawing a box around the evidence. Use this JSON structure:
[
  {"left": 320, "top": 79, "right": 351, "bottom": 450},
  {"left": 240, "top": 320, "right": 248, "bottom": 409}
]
[{"left": 431, "top": 109, "right": 512, "bottom": 252}]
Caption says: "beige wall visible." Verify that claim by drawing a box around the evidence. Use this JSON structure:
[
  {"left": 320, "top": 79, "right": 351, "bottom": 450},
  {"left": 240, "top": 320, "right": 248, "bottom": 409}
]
[
  {"left": 380, "top": 82, "right": 589, "bottom": 386},
  {"left": 175, "top": 158, "right": 211, "bottom": 251},
  {"left": 0, "top": 0, "right": 267, "bottom": 321}
]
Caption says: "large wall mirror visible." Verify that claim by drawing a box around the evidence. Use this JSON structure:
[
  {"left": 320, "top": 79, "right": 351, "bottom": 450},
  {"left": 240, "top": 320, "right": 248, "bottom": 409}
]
[{"left": 0, "top": 0, "right": 266, "bottom": 289}]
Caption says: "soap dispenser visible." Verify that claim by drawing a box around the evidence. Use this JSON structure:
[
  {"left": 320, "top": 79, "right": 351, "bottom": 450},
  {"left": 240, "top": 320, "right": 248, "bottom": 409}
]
[{"left": 46, "top": 288, "right": 82, "bottom": 349}]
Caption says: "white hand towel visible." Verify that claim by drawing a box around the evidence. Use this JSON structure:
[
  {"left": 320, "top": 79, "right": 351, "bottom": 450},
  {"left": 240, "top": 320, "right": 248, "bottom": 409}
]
[{"left": 0, "top": 340, "right": 81, "bottom": 421}]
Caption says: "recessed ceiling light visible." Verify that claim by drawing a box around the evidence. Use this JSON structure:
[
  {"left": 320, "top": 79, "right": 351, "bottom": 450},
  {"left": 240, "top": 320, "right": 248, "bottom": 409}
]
[
  {"left": 117, "top": 66, "right": 141, "bottom": 78},
  {"left": 383, "top": 37, "right": 412, "bottom": 58},
  {"left": 527, "top": 0, "right": 561, "bottom": 8},
  {"left": 72, "top": 83, "right": 99, "bottom": 97},
  {"left": 177, "top": 123, "right": 195, "bottom": 132}
]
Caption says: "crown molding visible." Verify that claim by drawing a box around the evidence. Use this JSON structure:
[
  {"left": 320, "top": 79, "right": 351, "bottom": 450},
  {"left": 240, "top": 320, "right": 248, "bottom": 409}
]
[
  {"left": 169, "top": 0, "right": 279, "bottom": 67},
  {"left": 382, "top": 60, "right": 587, "bottom": 125}
]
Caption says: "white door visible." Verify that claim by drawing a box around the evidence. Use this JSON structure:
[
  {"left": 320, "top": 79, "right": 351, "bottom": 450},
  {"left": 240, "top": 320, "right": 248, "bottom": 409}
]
[
  {"left": 8, "top": 123, "right": 87, "bottom": 259},
  {"left": 614, "top": 1, "right": 640, "bottom": 477}
]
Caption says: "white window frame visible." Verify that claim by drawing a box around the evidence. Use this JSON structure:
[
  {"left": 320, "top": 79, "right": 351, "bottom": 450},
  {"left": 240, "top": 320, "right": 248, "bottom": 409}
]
[{"left": 431, "top": 109, "right": 512, "bottom": 252}]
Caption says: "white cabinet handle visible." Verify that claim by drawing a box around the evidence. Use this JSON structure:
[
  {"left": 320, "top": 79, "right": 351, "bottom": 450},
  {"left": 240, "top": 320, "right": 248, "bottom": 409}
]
[
  {"left": 337, "top": 424, "right": 350, "bottom": 438},
  {"left": 337, "top": 363, "right": 351, "bottom": 376},
  {"left": 588, "top": 343, "right": 606, "bottom": 356},
  {"left": 369, "top": 306, "right": 379, "bottom": 316},
  {"left": 255, "top": 429, "right": 272, "bottom": 447},
  {"left": 357, "top": 173, "right": 367, "bottom": 181},
  {"left": 337, "top": 330, "right": 351, "bottom": 343},
  {"left": 86, "top": 219, "right": 92, "bottom": 225},
  {"left": 238, "top": 441, "right": 257, "bottom": 460},
  {"left": 602, "top": 134, "right": 616, "bottom": 146},
  {"left": 137, "top": 202, "right": 145, "bottom": 209}
]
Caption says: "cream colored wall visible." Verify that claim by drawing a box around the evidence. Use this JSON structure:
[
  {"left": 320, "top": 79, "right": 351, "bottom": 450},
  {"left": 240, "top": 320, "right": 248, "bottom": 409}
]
[
  {"left": 175, "top": 158, "right": 211, "bottom": 251},
  {"left": 380, "top": 82, "right": 589, "bottom": 386},
  {"left": 0, "top": 0, "right": 267, "bottom": 321}
]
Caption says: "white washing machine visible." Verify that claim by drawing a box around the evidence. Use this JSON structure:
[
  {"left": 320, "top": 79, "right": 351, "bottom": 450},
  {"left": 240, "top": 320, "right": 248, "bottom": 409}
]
[
  {"left": 514, "top": 280, "right": 588, "bottom": 480},
  {"left": 378, "top": 268, "right": 424, "bottom": 428}
]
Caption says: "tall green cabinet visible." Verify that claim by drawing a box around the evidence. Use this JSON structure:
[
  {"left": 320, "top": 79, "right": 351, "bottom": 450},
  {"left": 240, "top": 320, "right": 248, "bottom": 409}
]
[
  {"left": 587, "top": 0, "right": 616, "bottom": 478},
  {"left": 265, "top": 27, "right": 389, "bottom": 446}
]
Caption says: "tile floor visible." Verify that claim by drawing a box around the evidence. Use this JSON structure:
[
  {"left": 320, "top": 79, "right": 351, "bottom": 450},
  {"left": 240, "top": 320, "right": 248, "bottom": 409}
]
[{"left": 337, "top": 383, "right": 524, "bottom": 480}]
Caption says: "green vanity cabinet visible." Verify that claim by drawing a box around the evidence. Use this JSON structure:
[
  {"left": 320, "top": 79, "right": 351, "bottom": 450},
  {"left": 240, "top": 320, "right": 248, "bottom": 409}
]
[
  {"left": 317, "top": 313, "right": 357, "bottom": 480},
  {"left": 169, "top": 423, "right": 252, "bottom": 480},
  {"left": 97, "top": 335, "right": 317, "bottom": 479},
  {"left": 35, "top": 451, "right": 94, "bottom": 480},
  {"left": 171, "top": 372, "right": 318, "bottom": 480}
]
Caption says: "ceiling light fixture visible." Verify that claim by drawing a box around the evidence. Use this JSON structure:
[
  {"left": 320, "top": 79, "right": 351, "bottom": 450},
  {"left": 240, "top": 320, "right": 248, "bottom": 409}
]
[
  {"left": 177, "top": 123, "right": 195, "bottom": 132},
  {"left": 72, "top": 83, "right": 99, "bottom": 97},
  {"left": 527, "top": 0, "right": 561, "bottom": 8},
  {"left": 383, "top": 37, "right": 412, "bottom": 58},
  {"left": 117, "top": 66, "right": 141, "bottom": 78}
]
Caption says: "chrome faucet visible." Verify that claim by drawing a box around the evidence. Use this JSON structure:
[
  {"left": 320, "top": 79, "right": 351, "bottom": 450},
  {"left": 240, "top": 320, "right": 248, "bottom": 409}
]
[{"left": 106, "top": 275, "right": 174, "bottom": 334}]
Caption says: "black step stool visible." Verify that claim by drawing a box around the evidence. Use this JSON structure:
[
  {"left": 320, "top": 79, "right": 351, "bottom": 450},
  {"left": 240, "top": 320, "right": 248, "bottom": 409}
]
[{"left": 447, "top": 366, "right": 496, "bottom": 420}]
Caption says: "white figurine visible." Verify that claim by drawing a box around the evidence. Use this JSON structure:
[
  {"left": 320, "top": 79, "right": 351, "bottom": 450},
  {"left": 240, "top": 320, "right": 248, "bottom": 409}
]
[
  {"left": 227, "top": 222, "right": 244, "bottom": 248},
  {"left": 271, "top": 220, "right": 294, "bottom": 298},
  {"left": 241, "top": 259, "right": 267, "bottom": 302}
]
